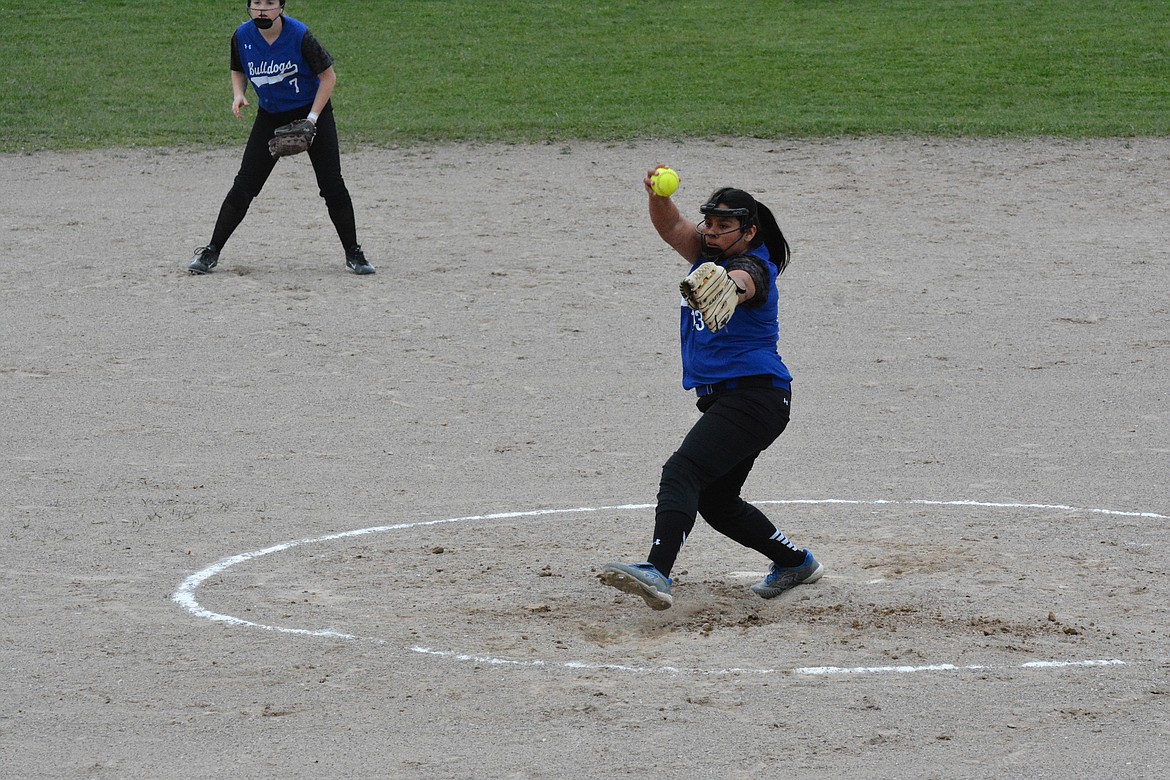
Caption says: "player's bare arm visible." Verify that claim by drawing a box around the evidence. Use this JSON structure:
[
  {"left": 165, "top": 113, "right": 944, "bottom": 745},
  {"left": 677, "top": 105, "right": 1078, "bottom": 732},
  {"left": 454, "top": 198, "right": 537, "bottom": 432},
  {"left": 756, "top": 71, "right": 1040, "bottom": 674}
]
[
  {"left": 308, "top": 66, "right": 336, "bottom": 121},
  {"left": 727, "top": 268, "right": 755, "bottom": 302},
  {"left": 645, "top": 167, "right": 702, "bottom": 261},
  {"left": 231, "top": 71, "right": 249, "bottom": 118}
]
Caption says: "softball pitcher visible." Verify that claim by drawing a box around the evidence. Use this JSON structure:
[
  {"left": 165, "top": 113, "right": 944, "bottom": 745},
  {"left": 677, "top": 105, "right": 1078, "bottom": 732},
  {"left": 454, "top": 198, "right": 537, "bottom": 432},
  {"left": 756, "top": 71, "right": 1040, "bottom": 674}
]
[
  {"left": 599, "top": 169, "right": 824, "bottom": 610},
  {"left": 187, "top": 0, "right": 374, "bottom": 276}
]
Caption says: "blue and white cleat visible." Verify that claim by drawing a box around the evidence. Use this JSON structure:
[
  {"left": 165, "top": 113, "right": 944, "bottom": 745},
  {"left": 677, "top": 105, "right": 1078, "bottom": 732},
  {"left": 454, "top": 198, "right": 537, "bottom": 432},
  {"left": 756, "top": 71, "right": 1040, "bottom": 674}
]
[
  {"left": 599, "top": 562, "right": 673, "bottom": 610},
  {"left": 750, "top": 549, "right": 824, "bottom": 599}
]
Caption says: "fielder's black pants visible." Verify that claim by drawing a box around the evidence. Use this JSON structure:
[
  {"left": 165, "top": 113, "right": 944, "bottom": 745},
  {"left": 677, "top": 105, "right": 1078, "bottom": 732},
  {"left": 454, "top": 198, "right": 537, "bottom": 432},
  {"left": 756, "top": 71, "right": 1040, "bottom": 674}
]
[
  {"left": 646, "top": 385, "right": 805, "bottom": 577},
  {"left": 210, "top": 101, "right": 358, "bottom": 252}
]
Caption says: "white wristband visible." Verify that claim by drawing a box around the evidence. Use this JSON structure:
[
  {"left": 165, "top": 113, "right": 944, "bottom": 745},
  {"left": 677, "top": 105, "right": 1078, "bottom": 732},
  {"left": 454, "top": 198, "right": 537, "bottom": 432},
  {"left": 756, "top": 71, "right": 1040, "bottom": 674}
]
[{"left": 307, "top": 112, "right": 319, "bottom": 123}]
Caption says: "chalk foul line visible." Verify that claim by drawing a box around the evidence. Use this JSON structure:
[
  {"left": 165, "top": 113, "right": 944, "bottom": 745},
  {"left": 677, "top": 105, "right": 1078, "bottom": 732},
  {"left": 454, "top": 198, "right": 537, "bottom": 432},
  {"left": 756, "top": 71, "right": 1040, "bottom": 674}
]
[{"left": 409, "top": 646, "right": 1127, "bottom": 677}]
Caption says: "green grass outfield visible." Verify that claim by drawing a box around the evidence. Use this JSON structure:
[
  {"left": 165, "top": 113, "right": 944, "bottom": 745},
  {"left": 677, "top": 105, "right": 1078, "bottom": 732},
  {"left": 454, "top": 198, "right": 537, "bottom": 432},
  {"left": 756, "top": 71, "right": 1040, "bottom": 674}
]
[{"left": 3, "top": 0, "right": 1168, "bottom": 151}]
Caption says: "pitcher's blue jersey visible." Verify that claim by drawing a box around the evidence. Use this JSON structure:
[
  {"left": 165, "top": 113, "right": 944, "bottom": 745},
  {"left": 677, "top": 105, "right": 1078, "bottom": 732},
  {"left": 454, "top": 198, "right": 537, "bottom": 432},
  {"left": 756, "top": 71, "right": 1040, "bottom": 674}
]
[
  {"left": 679, "top": 246, "right": 792, "bottom": 390},
  {"left": 234, "top": 17, "right": 319, "bottom": 113}
]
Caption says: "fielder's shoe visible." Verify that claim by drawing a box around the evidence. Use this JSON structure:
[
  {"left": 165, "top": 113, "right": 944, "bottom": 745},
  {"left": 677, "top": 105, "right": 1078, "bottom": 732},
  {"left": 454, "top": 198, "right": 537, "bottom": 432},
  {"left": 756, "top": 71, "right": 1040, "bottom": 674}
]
[
  {"left": 750, "top": 549, "right": 824, "bottom": 599},
  {"left": 345, "top": 244, "right": 375, "bottom": 275},
  {"left": 599, "top": 562, "right": 673, "bottom": 610},
  {"left": 187, "top": 245, "right": 219, "bottom": 275}
]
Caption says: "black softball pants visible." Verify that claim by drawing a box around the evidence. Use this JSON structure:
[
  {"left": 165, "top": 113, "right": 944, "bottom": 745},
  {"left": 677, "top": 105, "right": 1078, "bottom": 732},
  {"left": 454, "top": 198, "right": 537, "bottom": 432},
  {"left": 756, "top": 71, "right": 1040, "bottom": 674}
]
[
  {"left": 646, "top": 385, "right": 805, "bottom": 577},
  {"left": 210, "top": 101, "right": 358, "bottom": 252}
]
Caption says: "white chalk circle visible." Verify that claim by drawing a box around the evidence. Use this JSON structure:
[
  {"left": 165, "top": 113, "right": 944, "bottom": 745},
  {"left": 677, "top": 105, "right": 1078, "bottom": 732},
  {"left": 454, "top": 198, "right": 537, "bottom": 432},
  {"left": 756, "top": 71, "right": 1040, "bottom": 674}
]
[{"left": 171, "top": 499, "right": 1166, "bottom": 676}]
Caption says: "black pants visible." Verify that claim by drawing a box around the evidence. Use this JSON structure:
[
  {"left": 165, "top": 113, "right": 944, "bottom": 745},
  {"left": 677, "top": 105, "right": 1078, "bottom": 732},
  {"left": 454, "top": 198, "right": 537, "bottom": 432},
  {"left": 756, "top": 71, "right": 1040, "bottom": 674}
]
[
  {"left": 210, "top": 101, "right": 358, "bottom": 252},
  {"left": 647, "top": 385, "right": 805, "bottom": 577}
]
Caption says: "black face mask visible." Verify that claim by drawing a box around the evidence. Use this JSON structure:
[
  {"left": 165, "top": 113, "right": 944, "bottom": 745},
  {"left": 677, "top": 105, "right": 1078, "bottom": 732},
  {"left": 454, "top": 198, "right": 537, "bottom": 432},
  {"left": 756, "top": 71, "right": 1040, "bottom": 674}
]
[
  {"left": 250, "top": 3, "right": 282, "bottom": 30},
  {"left": 699, "top": 237, "right": 724, "bottom": 261}
]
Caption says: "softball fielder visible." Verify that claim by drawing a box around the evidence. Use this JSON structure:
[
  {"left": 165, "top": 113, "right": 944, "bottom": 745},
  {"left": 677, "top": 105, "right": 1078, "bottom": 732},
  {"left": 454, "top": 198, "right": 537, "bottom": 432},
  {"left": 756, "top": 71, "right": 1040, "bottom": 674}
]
[
  {"left": 187, "top": 0, "right": 374, "bottom": 275},
  {"left": 599, "top": 169, "right": 824, "bottom": 610}
]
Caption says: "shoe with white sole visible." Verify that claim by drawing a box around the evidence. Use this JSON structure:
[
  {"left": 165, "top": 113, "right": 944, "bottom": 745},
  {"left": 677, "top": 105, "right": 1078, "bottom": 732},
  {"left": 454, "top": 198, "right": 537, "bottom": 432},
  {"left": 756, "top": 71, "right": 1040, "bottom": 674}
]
[
  {"left": 599, "top": 562, "right": 673, "bottom": 610},
  {"left": 187, "top": 245, "right": 219, "bottom": 274},
  {"left": 750, "top": 550, "right": 824, "bottom": 599}
]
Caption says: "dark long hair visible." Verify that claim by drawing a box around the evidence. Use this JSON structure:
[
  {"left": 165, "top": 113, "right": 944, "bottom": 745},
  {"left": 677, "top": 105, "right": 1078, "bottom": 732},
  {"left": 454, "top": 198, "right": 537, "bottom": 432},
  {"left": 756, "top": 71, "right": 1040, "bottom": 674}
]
[{"left": 704, "top": 187, "right": 790, "bottom": 274}]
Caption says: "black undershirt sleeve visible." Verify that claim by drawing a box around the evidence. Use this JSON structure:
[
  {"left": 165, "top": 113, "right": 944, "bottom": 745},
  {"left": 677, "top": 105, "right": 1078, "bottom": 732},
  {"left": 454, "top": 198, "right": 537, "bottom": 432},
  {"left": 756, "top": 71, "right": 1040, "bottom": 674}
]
[
  {"left": 723, "top": 255, "right": 770, "bottom": 308},
  {"left": 230, "top": 31, "right": 242, "bottom": 72},
  {"left": 301, "top": 30, "right": 335, "bottom": 74}
]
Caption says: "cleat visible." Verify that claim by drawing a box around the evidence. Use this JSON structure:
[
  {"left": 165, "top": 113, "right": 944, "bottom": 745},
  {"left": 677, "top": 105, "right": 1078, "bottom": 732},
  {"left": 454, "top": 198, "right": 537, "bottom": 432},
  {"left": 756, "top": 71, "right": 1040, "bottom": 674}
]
[
  {"left": 187, "top": 245, "right": 219, "bottom": 275},
  {"left": 599, "top": 562, "right": 673, "bottom": 610},
  {"left": 345, "top": 244, "right": 375, "bottom": 275},
  {"left": 750, "top": 549, "right": 824, "bottom": 599}
]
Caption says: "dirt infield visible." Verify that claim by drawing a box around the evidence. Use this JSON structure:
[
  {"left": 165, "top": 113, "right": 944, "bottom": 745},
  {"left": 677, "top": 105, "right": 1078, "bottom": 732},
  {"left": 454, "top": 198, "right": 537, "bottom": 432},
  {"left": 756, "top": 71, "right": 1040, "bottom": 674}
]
[{"left": 2, "top": 138, "right": 1168, "bottom": 779}]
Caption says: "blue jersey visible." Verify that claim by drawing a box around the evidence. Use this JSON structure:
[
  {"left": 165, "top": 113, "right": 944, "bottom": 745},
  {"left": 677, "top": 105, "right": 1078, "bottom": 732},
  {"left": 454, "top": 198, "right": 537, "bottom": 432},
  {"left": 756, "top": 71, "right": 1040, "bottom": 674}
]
[
  {"left": 234, "top": 17, "right": 320, "bottom": 114},
  {"left": 679, "top": 246, "right": 792, "bottom": 390}
]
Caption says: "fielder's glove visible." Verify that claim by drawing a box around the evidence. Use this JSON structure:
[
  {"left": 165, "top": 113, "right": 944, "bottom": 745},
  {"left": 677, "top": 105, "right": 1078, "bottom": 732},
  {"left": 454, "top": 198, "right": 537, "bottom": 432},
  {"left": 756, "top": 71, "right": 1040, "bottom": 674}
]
[
  {"left": 268, "top": 119, "right": 316, "bottom": 158},
  {"left": 680, "top": 262, "right": 745, "bottom": 332}
]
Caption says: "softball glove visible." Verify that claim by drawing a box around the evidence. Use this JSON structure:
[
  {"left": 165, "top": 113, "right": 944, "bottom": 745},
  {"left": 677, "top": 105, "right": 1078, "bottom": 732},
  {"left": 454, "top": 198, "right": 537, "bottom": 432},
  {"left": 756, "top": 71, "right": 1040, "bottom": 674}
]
[
  {"left": 268, "top": 119, "right": 316, "bottom": 158},
  {"left": 680, "top": 262, "right": 744, "bottom": 332}
]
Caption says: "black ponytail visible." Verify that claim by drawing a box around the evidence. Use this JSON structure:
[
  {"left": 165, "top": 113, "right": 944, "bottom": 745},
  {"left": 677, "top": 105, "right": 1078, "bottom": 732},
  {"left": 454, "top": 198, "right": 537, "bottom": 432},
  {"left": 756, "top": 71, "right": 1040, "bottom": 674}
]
[{"left": 754, "top": 201, "right": 790, "bottom": 275}]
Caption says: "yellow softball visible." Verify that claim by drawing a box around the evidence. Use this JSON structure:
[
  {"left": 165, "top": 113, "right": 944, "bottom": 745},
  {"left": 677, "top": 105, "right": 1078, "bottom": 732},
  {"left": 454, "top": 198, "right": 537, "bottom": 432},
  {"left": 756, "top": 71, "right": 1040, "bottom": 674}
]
[{"left": 651, "top": 167, "right": 680, "bottom": 198}]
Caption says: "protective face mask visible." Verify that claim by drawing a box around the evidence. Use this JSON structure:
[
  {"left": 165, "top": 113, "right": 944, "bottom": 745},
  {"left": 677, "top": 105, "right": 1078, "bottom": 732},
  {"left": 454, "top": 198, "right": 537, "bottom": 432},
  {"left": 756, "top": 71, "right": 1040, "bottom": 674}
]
[{"left": 252, "top": 12, "right": 280, "bottom": 30}]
